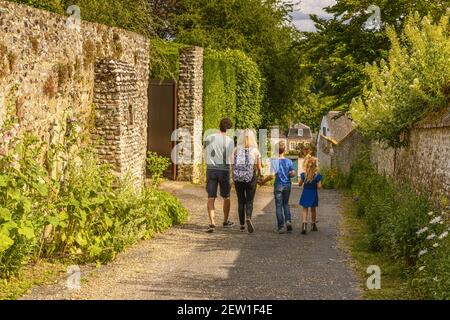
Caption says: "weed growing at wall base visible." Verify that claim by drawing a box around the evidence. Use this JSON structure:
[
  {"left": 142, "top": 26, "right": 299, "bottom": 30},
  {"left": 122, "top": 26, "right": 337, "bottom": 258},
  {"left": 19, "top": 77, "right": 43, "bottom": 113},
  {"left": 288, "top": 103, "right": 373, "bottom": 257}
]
[
  {"left": 0, "top": 99, "right": 188, "bottom": 278},
  {"left": 346, "top": 149, "right": 449, "bottom": 299}
]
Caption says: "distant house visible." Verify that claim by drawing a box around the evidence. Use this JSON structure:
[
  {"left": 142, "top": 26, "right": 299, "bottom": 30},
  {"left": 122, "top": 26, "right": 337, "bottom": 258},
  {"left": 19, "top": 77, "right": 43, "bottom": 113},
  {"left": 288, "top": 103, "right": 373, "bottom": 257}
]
[
  {"left": 269, "top": 123, "right": 313, "bottom": 154},
  {"left": 317, "top": 111, "right": 362, "bottom": 173},
  {"left": 286, "top": 123, "right": 313, "bottom": 152}
]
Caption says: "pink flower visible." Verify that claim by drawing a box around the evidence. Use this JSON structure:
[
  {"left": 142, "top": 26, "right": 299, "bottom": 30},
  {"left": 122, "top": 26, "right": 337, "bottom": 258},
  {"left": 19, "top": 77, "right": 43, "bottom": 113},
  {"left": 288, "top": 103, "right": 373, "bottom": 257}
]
[{"left": 0, "top": 145, "right": 7, "bottom": 156}]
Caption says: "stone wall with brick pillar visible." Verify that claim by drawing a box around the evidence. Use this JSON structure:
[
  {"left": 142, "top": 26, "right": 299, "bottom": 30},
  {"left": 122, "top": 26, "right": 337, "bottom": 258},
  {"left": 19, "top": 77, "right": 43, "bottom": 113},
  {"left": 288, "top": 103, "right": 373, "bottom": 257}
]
[
  {"left": 93, "top": 59, "right": 147, "bottom": 188},
  {"left": 0, "top": 0, "right": 149, "bottom": 188},
  {"left": 176, "top": 46, "right": 204, "bottom": 183}
]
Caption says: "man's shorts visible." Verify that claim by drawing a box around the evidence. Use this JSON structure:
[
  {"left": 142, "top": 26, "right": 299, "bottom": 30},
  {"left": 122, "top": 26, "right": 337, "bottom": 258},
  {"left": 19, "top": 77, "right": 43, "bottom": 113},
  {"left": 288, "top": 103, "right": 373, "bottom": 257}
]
[{"left": 206, "top": 169, "right": 231, "bottom": 198}]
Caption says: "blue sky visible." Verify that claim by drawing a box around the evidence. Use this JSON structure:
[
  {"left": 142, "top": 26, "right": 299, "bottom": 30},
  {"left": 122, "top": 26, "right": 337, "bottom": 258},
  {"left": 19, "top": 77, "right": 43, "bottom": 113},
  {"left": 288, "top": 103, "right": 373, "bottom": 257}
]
[{"left": 288, "top": 0, "right": 337, "bottom": 32}]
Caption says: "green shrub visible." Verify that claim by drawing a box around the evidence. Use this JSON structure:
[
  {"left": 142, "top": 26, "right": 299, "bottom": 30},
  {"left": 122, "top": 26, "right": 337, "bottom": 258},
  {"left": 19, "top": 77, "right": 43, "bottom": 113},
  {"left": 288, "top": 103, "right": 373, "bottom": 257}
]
[
  {"left": 320, "top": 167, "right": 347, "bottom": 190},
  {"left": 150, "top": 40, "right": 187, "bottom": 80},
  {"left": 351, "top": 12, "right": 450, "bottom": 148},
  {"left": 0, "top": 98, "right": 188, "bottom": 277},
  {"left": 203, "top": 49, "right": 263, "bottom": 131},
  {"left": 10, "top": 0, "right": 64, "bottom": 13},
  {"left": 146, "top": 151, "right": 170, "bottom": 187},
  {"left": 412, "top": 231, "right": 450, "bottom": 300},
  {"left": 347, "top": 148, "right": 450, "bottom": 298}
]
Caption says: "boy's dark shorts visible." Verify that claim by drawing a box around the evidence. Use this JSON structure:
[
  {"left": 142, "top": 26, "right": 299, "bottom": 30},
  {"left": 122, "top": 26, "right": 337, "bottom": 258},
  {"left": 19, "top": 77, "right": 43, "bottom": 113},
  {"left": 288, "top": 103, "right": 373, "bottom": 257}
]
[{"left": 206, "top": 169, "right": 231, "bottom": 198}]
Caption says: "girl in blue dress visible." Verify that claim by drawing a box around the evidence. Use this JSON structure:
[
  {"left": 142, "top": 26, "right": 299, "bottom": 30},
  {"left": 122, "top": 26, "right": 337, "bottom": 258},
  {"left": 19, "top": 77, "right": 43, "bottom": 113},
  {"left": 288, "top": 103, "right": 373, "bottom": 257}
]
[{"left": 299, "top": 157, "right": 322, "bottom": 234}]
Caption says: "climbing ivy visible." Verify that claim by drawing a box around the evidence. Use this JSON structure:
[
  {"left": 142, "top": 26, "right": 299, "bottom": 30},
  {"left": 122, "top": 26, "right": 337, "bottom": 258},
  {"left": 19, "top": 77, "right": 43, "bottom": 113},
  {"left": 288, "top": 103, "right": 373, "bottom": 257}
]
[
  {"left": 149, "top": 39, "right": 187, "bottom": 81},
  {"left": 203, "top": 49, "right": 264, "bottom": 131}
]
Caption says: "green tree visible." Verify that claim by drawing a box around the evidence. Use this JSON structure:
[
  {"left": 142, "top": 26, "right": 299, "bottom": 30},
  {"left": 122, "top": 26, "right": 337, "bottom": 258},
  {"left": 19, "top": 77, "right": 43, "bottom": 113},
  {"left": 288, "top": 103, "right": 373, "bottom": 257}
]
[
  {"left": 351, "top": 12, "right": 450, "bottom": 147},
  {"left": 61, "top": 0, "right": 152, "bottom": 37},
  {"left": 296, "top": 0, "right": 450, "bottom": 114},
  {"left": 168, "top": 0, "right": 303, "bottom": 126}
]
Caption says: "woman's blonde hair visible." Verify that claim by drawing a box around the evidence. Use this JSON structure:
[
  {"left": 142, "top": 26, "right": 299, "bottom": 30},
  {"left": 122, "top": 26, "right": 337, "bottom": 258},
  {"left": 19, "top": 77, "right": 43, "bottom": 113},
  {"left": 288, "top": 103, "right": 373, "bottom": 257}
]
[
  {"left": 304, "top": 156, "right": 318, "bottom": 183},
  {"left": 237, "top": 129, "right": 258, "bottom": 149}
]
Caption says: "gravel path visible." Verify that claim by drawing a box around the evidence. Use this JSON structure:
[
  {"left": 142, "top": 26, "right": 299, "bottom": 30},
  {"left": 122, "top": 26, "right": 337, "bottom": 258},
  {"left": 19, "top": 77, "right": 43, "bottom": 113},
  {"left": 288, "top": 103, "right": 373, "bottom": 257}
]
[{"left": 22, "top": 182, "right": 360, "bottom": 300}]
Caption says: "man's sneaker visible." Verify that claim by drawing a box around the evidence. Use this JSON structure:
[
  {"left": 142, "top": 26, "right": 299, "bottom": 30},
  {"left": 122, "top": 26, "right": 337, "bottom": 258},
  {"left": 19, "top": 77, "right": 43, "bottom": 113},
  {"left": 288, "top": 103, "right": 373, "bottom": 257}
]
[
  {"left": 223, "top": 220, "right": 234, "bottom": 228},
  {"left": 206, "top": 225, "right": 216, "bottom": 233},
  {"left": 311, "top": 223, "right": 318, "bottom": 232},
  {"left": 240, "top": 226, "right": 245, "bottom": 232},
  {"left": 277, "top": 228, "right": 285, "bottom": 234},
  {"left": 286, "top": 222, "right": 293, "bottom": 233},
  {"left": 246, "top": 219, "right": 255, "bottom": 234}
]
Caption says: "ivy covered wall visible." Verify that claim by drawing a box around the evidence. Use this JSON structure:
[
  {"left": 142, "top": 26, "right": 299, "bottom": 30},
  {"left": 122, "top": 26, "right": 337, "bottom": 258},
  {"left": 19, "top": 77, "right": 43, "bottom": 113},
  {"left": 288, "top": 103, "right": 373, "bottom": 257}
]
[{"left": 203, "top": 49, "right": 264, "bottom": 131}]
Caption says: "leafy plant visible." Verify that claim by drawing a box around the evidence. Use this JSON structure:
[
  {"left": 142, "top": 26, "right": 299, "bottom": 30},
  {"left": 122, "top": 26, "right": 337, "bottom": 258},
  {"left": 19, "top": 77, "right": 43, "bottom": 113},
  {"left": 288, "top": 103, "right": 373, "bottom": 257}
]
[
  {"left": 146, "top": 151, "right": 170, "bottom": 187},
  {"left": 0, "top": 95, "right": 188, "bottom": 277},
  {"left": 351, "top": 12, "right": 450, "bottom": 147},
  {"left": 320, "top": 167, "right": 347, "bottom": 190},
  {"left": 203, "top": 49, "right": 264, "bottom": 131}
]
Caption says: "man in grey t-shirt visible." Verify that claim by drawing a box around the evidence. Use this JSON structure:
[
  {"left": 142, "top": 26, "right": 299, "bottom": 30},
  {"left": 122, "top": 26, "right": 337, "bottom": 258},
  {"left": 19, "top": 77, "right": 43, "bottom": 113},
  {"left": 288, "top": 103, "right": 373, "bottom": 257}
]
[{"left": 204, "top": 118, "right": 235, "bottom": 233}]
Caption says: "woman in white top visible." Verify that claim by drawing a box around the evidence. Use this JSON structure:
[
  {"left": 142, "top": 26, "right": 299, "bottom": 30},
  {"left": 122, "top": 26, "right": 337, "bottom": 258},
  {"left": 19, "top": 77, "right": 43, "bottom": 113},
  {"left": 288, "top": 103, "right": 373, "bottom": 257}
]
[{"left": 232, "top": 129, "right": 263, "bottom": 233}]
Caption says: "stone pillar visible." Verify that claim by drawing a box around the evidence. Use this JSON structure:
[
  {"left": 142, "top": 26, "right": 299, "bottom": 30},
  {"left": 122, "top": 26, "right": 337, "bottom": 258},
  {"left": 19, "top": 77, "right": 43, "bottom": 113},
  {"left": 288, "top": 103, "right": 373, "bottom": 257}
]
[
  {"left": 93, "top": 59, "right": 147, "bottom": 188},
  {"left": 176, "top": 47, "right": 204, "bottom": 183}
]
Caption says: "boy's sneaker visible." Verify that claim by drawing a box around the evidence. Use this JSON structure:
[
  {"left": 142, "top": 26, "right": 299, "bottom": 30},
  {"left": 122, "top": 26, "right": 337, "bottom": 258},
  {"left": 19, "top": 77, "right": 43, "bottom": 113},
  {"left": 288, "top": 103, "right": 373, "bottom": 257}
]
[
  {"left": 240, "top": 226, "right": 246, "bottom": 232},
  {"left": 277, "top": 228, "right": 285, "bottom": 234},
  {"left": 286, "top": 222, "right": 293, "bottom": 233},
  {"left": 223, "top": 220, "right": 234, "bottom": 228},
  {"left": 311, "top": 223, "right": 318, "bottom": 232},
  {"left": 246, "top": 219, "right": 255, "bottom": 233},
  {"left": 206, "top": 224, "right": 216, "bottom": 233}
]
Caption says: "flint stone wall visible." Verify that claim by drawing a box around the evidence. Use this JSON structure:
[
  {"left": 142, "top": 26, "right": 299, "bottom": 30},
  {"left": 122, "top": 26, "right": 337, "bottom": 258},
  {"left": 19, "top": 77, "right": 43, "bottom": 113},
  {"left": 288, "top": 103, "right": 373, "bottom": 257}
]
[
  {"left": 371, "top": 110, "right": 450, "bottom": 204},
  {"left": 176, "top": 46, "right": 203, "bottom": 183},
  {"left": 0, "top": 0, "right": 149, "bottom": 186}
]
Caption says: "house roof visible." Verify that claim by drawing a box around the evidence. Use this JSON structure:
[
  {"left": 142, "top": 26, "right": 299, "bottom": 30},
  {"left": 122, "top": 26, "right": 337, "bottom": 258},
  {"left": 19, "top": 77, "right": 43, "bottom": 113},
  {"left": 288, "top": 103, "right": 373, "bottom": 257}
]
[
  {"left": 287, "top": 123, "right": 312, "bottom": 140},
  {"left": 325, "top": 111, "right": 354, "bottom": 143}
]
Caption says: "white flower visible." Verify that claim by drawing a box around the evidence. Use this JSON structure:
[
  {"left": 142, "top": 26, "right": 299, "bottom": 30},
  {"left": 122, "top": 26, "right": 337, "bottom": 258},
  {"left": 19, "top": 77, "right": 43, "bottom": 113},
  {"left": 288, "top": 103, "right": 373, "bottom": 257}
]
[
  {"left": 416, "top": 227, "right": 428, "bottom": 235},
  {"left": 426, "top": 233, "right": 436, "bottom": 240},
  {"left": 433, "top": 243, "right": 439, "bottom": 248},
  {"left": 74, "top": 126, "right": 82, "bottom": 133},
  {"left": 438, "top": 231, "right": 448, "bottom": 240},
  {"left": 418, "top": 266, "right": 425, "bottom": 271},
  {"left": 427, "top": 211, "right": 434, "bottom": 216},
  {"left": 430, "top": 216, "right": 443, "bottom": 224},
  {"left": 418, "top": 249, "right": 428, "bottom": 257},
  {"left": 433, "top": 277, "right": 438, "bottom": 282},
  {"left": 12, "top": 154, "right": 19, "bottom": 162}
]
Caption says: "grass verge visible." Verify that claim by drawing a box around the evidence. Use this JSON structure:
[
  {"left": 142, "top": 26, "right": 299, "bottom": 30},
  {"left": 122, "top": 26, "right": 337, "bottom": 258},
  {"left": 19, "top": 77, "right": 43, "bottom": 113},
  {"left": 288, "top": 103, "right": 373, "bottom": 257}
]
[
  {"left": 339, "top": 192, "right": 420, "bottom": 300},
  {"left": 0, "top": 261, "right": 65, "bottom": 300}
]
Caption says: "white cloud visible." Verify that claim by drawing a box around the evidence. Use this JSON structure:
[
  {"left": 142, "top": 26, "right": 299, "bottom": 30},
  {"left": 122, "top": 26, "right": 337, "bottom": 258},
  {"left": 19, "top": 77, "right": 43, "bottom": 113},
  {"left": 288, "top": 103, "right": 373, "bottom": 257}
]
[{"left": 287, "top": 0, "right": 337, "bottom": 32}]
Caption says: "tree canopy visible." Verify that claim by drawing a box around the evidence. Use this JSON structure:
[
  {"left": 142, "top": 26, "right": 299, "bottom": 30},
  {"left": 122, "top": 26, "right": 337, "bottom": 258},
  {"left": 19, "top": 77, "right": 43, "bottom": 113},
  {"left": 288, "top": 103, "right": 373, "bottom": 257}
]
[{"left": 295, "top": 0, "right": 450, "bottom": 127}]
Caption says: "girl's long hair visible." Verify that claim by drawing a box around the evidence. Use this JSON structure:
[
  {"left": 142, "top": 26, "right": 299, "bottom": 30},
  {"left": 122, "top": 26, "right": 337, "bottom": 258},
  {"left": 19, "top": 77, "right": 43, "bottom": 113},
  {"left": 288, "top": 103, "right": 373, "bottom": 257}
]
[{"left": 305, "top": 157, "right": 318, "bottom": 183}]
